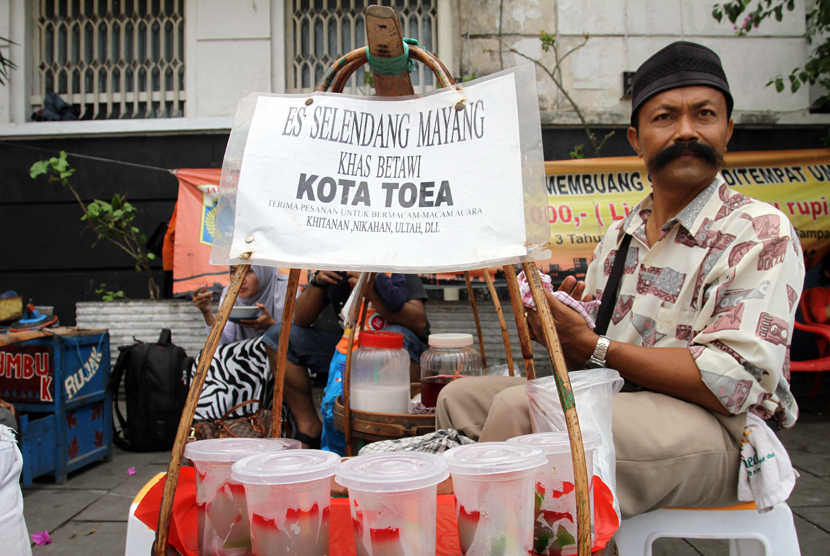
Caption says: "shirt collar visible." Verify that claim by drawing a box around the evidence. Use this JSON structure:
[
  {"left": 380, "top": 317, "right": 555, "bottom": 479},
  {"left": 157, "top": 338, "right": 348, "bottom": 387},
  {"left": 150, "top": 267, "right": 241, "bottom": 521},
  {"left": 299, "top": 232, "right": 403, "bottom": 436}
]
[{"left": 619, "top": 174, "right": 725, "bottom": 246}]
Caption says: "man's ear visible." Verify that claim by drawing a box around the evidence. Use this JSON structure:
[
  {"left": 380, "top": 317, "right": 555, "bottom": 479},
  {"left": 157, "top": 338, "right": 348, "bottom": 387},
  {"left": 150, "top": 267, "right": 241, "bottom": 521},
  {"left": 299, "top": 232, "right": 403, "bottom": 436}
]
[
  {"left": 725, "top": 118, "right": 734, "bottom": 149},
  {"left": 627, "top": 126, "right": 643, "bottom": 158}
]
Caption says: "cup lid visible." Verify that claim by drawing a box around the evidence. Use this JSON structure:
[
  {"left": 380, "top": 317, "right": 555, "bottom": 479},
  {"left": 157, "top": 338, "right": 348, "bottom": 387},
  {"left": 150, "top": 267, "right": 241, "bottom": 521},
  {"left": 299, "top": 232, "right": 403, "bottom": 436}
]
[
  {"left": 443, "top": 442, "right": 546, "bottom": 475},
  {"left": 231, "top": 449, "right": 340, "bottom": 485},
  {"left": 507, "top": 431, "right": 602, "bottom": 454},
  {"left": 360, "top": 329, "right": 404, "bottom": 349},
  {"left": 428, "top": 333, "right": 474, "bottom": 348},
  {"left": 184, "top": 438, "right": 299, "bottom": 463},
  {"left": 336, "top": 453, "right": 449, "bottom": 493}
]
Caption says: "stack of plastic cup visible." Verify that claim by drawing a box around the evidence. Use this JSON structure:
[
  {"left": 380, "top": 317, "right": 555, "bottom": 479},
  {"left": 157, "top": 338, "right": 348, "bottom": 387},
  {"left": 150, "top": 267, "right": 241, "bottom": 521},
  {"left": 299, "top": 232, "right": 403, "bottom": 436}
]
[
  {"left": 508, "top": 431, "right": 602, "bottom": 555},
  {"left": 231, "top": 449, "right": 340, "bottom": 556},
  {"left": 183, "top": 438, "right": 300, "bottom": 556},
  {"left": 443, "top": 442, "right": 547, "bottom": 556},
  {"left": 335, "top": 452, "right": 449, "bottom": 556}
]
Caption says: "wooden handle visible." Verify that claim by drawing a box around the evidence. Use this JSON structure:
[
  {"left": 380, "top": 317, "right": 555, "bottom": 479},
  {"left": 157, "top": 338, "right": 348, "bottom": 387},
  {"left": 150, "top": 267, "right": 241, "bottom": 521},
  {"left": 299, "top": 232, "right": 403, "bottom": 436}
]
[
  {"left": 522, "top": 261, "right": 591, "bottom": 556},
  {"left": 481, "top": 268, "right": 514, "bottom": 376},
  {"left": 365, "top": 5, "right": 415, "bottom": 97},
  {"left": 464, "top": 271, "right": 487, "bottom": 369},
  {"left": 503, "top": 264, "right": 537, "bottom": 380},
  {"left": 270, "top": 269, "right": 301, "bottom": 437},
  {"left": 342, "top": 273, "right": 376, "bottom": 456},
  {"left": 154, "top": 264, "right": 250, "bottom": 556}
]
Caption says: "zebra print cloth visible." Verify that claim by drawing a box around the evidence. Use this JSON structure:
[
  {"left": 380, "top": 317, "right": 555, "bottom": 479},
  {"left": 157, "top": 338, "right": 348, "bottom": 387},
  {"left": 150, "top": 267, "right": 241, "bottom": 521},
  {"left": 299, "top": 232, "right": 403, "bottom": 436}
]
[{"left": 187, "top": 337, "right": 296, "bottom": 437}]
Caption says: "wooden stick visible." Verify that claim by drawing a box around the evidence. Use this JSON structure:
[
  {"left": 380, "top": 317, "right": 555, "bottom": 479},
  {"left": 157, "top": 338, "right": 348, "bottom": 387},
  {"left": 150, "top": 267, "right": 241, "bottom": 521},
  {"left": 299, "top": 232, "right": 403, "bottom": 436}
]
[
  {"left": 342, "top": 273, "right": 376, "bottom": 456},
  {"left": 154, "top": 264, "right": 250, "bottom": 556},
  {"left": 365, "top": 5, "right": 416, "bottom": 97},
  {"left": 503, "top": 264, "right": 537, "bottom": 380},
  {"left": 463, "top": 271, "right": 487, "bottom": 369},
  {"left": 270, "top": 269, "right": 301, "bottom": 437},
  {"left": 481, "top": 268, "right": 514, "bottom": 376},
  {"left": 522, "top": 261, "right": 590, "bottom": 556}
]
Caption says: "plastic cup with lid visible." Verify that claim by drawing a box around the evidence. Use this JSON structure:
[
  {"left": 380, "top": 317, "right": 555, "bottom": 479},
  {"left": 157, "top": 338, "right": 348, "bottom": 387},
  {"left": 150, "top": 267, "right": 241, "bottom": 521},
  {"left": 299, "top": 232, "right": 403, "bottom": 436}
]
[
  {"left": 231, "top": 449, "right": 340, "bottom": 556},
  {"left": 335, "top": 452, "right": 449, "bottom": 556},
  {"left": 508, "top": 431, "right": 602, "bottom": 555},
  {"left": 183, "top": 438, "right": 300, "bottom": 555},
  {"left": 443, "top": 442, "right": 547, "bottom": 556}
]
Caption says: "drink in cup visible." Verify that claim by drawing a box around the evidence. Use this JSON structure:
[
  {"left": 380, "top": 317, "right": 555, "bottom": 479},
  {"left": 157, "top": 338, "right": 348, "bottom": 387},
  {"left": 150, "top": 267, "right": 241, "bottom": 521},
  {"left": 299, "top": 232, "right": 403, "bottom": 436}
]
[
  {"left": 232, "top": 449, "right": 340, "bottom": 556},
  {"left": 184, "top": 438, "right": 300, "bottom": 556},
  {"left": 335, "top": 452, "right": 449, "bottom": 556},
  {"left": 443, "top": 443, "right": 546, "bottom": 556},
  {"left": 508, "top": 431, "right": 601, "bottom": 556}
]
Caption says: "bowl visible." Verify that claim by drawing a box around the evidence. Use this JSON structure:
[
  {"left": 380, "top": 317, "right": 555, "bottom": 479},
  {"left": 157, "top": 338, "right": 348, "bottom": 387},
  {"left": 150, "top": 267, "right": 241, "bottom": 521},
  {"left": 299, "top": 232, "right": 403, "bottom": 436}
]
[{"left": 229, "top": 306, "right": 262, "bottom": 323}]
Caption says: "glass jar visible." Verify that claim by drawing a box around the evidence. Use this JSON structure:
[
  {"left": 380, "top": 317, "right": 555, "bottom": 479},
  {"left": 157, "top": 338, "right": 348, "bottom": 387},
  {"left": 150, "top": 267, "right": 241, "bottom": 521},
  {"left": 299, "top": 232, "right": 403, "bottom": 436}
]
[
  {"left": 350, "top": 330, "right": 410, "bottom": 414},
  {"left": 420, "top": 334, "right": 483, "bottom": 408}
]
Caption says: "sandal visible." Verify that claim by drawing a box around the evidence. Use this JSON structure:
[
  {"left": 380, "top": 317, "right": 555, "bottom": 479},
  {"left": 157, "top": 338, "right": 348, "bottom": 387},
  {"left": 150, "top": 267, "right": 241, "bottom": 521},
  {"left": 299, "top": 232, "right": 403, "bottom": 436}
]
[{"left": 293, "top": 431, "right": 322, "bottom": 449}]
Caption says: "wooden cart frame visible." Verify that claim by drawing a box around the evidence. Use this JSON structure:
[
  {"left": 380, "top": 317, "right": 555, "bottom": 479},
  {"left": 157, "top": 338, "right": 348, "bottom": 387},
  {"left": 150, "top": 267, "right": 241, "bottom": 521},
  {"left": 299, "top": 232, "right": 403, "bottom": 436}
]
[{"left": 153, "top": 6, "right": 596, "bottom": 556}]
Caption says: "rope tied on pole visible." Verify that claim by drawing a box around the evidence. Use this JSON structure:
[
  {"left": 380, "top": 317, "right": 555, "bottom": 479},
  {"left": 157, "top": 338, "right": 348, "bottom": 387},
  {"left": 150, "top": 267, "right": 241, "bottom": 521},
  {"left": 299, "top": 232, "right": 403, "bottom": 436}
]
[{"left": 365, "top": 37, "right": 421, "bottom": 75}]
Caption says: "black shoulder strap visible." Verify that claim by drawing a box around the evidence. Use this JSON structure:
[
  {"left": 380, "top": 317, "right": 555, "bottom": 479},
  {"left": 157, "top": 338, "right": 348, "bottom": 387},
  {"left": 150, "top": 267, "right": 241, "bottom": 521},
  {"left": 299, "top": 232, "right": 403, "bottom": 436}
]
[
  {"left": 594, "top": 233, "right": 632, "bottom": 336},
  {"left": 157, "top": 328, "right": 172, "bottom": 345},
  {"left": 109, "top": 346, "right": 132, "bottom": 449}
]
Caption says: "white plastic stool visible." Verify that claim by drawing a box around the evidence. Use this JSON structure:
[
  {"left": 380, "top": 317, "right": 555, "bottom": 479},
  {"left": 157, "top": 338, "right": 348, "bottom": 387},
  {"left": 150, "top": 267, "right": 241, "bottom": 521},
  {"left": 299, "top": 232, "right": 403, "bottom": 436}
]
[
  {"left": 125, "top": 472, "right": 166, "bottom": 556},
  {"left": 614, "top": 501, "right": 801, "bottom": 556}
]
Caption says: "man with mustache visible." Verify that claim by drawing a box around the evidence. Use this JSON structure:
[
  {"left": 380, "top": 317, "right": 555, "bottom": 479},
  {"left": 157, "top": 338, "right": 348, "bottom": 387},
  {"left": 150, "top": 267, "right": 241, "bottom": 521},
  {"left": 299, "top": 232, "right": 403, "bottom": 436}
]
[{"left": 437, "top": 41, "right": 804, "bottom": 517}]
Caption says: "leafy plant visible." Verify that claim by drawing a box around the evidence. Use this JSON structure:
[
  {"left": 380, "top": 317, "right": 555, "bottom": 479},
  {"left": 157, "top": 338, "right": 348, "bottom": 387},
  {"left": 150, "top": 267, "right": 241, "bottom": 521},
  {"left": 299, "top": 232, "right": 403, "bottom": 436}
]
[
  {"left": 570, "top": 144, "right": 586, "bottom": 159},
  {"left": 30, "top": 151, "right": 160, "bottom": 300},
  {"left": 713, "top": 0, "right": 830, "bottom": 107},
  {"left": 95, "top": 284, "right": 129, "bottom": 302},
  {"left": 0, "top": 36, "right": 17, "bottom": 85},
  {"left": 493, "top": 31, "right": 614, "bottom": 157}
]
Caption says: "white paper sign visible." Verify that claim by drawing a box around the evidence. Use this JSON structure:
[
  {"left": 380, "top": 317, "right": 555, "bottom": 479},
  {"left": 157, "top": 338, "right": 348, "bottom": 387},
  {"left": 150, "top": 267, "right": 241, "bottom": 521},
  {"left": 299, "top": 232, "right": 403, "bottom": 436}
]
[{"left": 227, "top": 72, "right": 538, "bottom": 272}]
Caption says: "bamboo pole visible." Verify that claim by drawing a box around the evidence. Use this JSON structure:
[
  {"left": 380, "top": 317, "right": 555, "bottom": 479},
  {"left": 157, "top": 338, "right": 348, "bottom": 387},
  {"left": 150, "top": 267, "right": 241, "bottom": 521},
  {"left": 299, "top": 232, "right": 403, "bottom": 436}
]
[
  {"left": 503, "top": 264, "right": 537, "bottom": 380},
  {"left": 522, "top": 261, "right": 591, "bottom": 556},
  {"left": 342, "top": 273, "right": 376, "bottom": 456},
  {"left": 269, "top": 269, "right": 301, "bottom": 437},
  {"left": 154, "top": 263, "right": 250, "bottom": 556},
  {"left": 481, "top": 268, "right": 514, "bottom": 376},
  {"left": 464, "top": 271, "right": 487, "bottom": 369}
]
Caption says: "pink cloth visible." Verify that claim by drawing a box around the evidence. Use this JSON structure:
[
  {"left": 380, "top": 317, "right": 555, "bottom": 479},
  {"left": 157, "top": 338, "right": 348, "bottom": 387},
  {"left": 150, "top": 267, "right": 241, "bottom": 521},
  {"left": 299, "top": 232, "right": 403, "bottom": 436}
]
[{"left": 517, "top": 270, "right": 601, "bottom": 329}]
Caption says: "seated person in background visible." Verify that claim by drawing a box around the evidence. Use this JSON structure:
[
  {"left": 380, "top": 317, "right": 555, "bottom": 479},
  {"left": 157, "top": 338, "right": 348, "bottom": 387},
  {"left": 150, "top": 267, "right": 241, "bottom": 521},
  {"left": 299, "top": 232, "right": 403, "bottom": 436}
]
[
  {"left": 807, "top": 255, "right": 830, "bottom": 324},
  {"left": 0, "top": 400, "right": 18, "bottom": 435},
  {"left": 263, "top": 272, "right": 429, "bottom": 448},
  {"left": 192, "top": 265, "right": 289, "bottom": 345}
]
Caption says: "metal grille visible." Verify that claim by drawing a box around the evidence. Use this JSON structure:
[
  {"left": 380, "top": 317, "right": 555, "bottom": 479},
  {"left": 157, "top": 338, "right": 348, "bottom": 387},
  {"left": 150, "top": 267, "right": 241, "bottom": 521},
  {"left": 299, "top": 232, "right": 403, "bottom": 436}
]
[
  {"left": 32, "top": 0, "right": 185, "bottom": 120},
  {"left": 289, "top": 0, "right": 438, "bottom": 95}
]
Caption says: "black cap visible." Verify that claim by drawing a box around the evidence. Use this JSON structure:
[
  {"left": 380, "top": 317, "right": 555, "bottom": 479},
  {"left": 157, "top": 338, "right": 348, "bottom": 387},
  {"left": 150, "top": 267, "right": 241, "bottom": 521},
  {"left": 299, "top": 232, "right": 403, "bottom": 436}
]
[{"left": 630, "top": 41, "right": 733, "bottom": 127}]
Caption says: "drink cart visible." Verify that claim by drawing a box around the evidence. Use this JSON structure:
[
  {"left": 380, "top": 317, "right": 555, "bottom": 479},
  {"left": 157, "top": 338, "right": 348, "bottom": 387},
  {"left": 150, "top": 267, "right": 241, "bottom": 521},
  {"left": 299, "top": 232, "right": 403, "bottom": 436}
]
[{"left": 0, "top": 327, "right": 112, "bottom": 486}]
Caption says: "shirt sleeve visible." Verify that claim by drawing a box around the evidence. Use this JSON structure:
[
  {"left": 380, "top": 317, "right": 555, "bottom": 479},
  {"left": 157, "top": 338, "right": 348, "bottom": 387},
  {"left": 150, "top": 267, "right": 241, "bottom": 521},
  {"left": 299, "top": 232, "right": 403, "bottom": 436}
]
[
  {"left": 374, "top": 274, "right": 409, "bottom": 313},
  {"left": 207, "top": 287, "right": 239, "bottom": 345},
  {"left": 689, "top": 212, "right": 803, "bottom": 428}
]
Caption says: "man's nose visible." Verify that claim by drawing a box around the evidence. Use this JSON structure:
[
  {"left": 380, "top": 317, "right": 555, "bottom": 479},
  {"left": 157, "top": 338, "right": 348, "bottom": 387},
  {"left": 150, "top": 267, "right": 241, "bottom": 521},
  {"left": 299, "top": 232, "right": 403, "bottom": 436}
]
[{"left": 673, "top": 114, "right": 699, "bottom": 142}]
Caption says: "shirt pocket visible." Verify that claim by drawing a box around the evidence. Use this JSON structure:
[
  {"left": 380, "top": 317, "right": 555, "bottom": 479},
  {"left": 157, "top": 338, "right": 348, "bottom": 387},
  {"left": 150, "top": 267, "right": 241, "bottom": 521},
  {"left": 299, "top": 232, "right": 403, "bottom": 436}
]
[{"left": 655, "top": 303, "right": 698, "bottom": 344}]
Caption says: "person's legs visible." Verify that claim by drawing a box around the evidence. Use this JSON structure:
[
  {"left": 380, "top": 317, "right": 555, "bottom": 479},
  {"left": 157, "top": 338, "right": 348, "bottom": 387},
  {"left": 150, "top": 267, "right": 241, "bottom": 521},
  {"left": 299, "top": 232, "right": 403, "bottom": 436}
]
[
  {"left": 435, "top": 375, "right": 525, "bottom": 440},
  {"left": 263, "top": 323, "right": 341, "bottom": 447}
]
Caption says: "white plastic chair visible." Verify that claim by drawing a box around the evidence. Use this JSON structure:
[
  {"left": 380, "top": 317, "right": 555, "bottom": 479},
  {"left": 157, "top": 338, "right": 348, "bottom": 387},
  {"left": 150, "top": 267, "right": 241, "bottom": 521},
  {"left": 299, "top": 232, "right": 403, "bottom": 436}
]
[
  {"left": 614, "top": 502, "right": 801, "bottom": 556},
  {"left": 125, "top": 472, "right": 166, "bottom": 556}
]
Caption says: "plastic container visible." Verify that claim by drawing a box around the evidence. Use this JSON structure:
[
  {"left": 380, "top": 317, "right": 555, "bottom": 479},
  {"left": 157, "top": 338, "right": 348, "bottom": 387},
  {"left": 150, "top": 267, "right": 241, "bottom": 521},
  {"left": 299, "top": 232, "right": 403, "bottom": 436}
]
[
  {"left": 419, "top": 333, "right": 483, "bottom": 408},
  {"left": 350, "top": 330, "right": 410, "bottom": 414},
  {"left": 183, "top": 438, "right": 300, "bottom": 556},
  {"left": 443, "top": 442, "right": 547, "bottom": 556},
  {"left": 232, "top": 449, "right": 341, "bottom": 556},
  {"left": 336, "top": 453, "right": 449, "bottom": 556},
  {"left": 508, "top": 431, "right": 602, "bottom": 555}
]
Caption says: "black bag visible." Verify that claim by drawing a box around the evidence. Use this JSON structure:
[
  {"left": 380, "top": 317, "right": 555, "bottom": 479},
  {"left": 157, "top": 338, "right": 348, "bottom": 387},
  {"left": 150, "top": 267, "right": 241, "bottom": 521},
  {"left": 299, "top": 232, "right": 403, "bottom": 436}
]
[{"left": 108, "top": 329, "right": 189, "bottom": 451}]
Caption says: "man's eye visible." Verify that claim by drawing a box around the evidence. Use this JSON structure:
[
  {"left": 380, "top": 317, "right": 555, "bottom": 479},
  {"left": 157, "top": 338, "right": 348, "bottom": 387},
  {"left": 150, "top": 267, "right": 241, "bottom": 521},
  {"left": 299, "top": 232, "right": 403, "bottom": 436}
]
[
  {"left": 699, "top": 109, "right": 714, "bottom": 117},
  {"left": 655, "top": 113, "right": 671, "bottom": 121}
]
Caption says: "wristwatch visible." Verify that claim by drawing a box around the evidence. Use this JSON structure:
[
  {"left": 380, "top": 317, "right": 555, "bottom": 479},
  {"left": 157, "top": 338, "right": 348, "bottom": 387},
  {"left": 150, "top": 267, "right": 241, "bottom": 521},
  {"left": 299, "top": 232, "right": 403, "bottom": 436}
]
[
  {"left": 310, "top": 271, "right": 325, "bottom": 289},
  {"left": 587, "top": 335, "right": 611, "bottom": 368}
]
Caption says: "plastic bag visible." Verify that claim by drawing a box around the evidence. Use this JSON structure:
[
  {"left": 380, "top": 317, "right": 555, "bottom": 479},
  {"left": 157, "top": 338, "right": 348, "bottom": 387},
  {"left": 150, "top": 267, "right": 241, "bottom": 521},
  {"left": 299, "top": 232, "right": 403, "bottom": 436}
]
[{"left": 525, "top": 369, "right": 624, "bottom": 524}]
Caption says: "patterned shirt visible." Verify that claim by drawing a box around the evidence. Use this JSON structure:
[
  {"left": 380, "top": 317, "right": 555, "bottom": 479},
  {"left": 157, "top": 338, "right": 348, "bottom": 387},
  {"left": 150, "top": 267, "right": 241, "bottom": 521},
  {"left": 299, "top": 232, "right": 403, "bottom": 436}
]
[{"left": 584, "top": 175, "right": 804, "bottom": 429}]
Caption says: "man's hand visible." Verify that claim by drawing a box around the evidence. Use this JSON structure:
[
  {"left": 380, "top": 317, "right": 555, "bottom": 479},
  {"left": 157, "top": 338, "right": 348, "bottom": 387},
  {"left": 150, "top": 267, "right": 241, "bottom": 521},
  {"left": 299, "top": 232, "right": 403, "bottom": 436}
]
[
  {"left": 0, "top": 399, "right": 16, "bottom": 417},
  {"left": 239, "top": 303, "right": 277, "bottom": 331},
  {"left": 314, "top": 271, "right": 345, "bottom": 287}
]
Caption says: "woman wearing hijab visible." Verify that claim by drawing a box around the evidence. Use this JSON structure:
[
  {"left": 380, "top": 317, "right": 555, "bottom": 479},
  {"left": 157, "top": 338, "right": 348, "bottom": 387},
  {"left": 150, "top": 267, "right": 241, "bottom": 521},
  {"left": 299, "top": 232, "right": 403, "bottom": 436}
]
[{"left": 192, "top": 265, "right": 289, "bottom": 345}]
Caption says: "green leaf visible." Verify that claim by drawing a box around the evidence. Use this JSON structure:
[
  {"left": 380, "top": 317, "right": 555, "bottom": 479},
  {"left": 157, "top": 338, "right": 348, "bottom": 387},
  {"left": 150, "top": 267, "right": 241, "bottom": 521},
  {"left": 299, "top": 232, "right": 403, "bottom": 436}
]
[
  {"left": 792, "top": 79, "right": 801, "bottom": 92},
  {"left": 713, "top": 6, "right": 723, "bottom": 23},
  {"left": 147, "top": 253, "right": 156, "bottom": 260},
  {"left": 774, "top": 5, "right": 783, "bottom": 21},
  {"left": 139, "top": 234, "right": 147, "bottom": 243},
  {"left": 29, "top": 160, "right": 50, "bottom": 179},
  {"left": 775, "top": 76, "right": 785, "bottom": 92}
]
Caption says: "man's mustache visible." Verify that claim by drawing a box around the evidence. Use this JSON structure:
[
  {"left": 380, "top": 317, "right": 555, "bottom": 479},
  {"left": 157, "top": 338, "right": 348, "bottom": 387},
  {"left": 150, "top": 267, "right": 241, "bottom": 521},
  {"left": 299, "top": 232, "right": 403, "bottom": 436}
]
[{"left": 648, "top": 141, "right": 723, "bottom": 172}]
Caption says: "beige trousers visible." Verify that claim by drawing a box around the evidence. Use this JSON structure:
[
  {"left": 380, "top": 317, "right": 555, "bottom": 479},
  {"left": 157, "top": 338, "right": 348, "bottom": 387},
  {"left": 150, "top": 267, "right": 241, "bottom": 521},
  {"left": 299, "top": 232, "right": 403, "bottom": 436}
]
[{"left": 435, "top": 376, "right": 746, "bottom": 519}]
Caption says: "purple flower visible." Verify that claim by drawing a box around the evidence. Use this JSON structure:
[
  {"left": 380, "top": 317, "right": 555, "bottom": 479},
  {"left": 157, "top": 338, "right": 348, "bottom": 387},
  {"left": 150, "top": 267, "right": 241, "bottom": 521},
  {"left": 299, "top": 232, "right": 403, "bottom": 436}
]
[
  {"left": 127, "top": 467, "right": 137, "bottom": 476},
  {"left": 31, "top": 531, "right": 52, "bottom": 545}
]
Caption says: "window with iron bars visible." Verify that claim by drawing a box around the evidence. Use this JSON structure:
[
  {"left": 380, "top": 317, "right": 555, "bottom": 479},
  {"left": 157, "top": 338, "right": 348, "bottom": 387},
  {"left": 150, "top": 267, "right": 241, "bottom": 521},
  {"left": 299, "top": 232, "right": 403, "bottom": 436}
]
[
  {"left": 288, "top": 0, "right": 438, "bottom": 95},
  {"left": 32, "top": 0, "right": 185, "bottom": 120}
]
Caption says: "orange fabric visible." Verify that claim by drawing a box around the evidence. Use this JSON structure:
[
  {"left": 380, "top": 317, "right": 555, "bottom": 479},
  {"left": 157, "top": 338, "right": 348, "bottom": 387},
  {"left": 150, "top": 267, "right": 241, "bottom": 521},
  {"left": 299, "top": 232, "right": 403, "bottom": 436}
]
[
  {"left": 807, "top": 287, "right": 830, "bottom": 325},
  {"left": 161, "top": 202, "right": 177, "bottom": 271},
  {"left": 171, "top": 169, "right": 229, "bottom": 295}
]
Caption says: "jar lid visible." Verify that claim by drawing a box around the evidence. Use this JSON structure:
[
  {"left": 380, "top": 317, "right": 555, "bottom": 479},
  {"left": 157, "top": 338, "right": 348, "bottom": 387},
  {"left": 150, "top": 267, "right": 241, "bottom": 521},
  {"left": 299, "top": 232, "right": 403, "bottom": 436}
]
[
  {"left": 428, "top": 333, "right": 474, "bottom": 348},
  {"left": 443, "top": 442, "right": 546, "bottom": 475},
  {"left": 336, "top": 453, "right": 449, "bottom": 493},
  {"left": 231, "top": 449, "right": 341, "bottom": 485},
  {"left": 184, "top": 438, "right": 299, "bottom": 463},
  {"left": 507, "top": 431, "right": 602, "bottom": 454},
  {"left": 360, "top": 329, "right": 404, "bottom": 349}
]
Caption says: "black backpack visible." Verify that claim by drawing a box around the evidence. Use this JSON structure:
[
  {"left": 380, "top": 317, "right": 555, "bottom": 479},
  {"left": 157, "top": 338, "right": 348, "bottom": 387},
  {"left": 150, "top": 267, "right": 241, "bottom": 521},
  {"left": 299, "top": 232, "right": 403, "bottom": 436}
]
[{"left": 108, "top": 329, "right": 191, "bottom": 451}]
